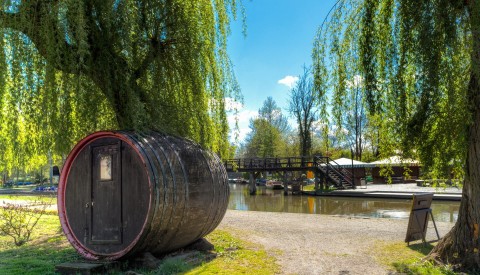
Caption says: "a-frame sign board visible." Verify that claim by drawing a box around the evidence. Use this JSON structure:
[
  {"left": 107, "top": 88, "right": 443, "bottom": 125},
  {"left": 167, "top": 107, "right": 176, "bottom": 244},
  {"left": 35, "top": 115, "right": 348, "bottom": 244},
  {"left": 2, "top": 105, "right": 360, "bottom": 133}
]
[{"left": 405, "top": 193, "right": 440, "bottom": 245}]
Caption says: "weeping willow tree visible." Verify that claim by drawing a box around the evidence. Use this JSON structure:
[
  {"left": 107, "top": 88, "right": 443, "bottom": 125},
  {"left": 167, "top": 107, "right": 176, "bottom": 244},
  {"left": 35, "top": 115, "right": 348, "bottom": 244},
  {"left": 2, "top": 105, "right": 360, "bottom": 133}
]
[
  {"left": 314, "top": 0, "right": 480, "bottom": 270},
  {"left": 313, "top": 2, "right": 385, "bottom": 162},
  {"left": 0, "top": 0, "right": 242, "bottom": 172}
]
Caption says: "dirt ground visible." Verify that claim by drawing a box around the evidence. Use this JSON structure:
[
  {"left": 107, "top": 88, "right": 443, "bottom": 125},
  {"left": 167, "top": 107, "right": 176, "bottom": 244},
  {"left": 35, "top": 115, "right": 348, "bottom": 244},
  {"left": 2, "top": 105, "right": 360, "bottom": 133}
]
[{"left": 218, "top": 210, "right": 455, "bottom": 275}]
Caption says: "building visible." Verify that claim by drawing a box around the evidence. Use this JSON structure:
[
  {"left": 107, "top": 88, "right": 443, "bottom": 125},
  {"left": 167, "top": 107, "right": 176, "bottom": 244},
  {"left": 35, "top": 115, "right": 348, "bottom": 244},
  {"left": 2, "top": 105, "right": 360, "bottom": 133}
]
[{"left": 369, "top": 156, "right": 420, "bottom": 184}]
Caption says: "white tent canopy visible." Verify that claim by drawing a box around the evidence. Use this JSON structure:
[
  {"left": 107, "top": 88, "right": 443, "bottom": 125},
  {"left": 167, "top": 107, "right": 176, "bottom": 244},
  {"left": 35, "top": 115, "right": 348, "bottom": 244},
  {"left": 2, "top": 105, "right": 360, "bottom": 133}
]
[
  {"left": 327, "top": 158, "right": 375, "bottom": 168},
  {"left": 369, "top": 155, "right": 420, "bottom": 167}
]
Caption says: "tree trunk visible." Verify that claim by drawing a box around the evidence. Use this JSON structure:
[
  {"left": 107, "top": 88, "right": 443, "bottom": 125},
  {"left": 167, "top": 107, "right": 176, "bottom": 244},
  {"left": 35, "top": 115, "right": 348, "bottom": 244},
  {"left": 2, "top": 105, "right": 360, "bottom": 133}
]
[
  {"left": 428, "top": 75, "right": 480, "bottom": 270},
  {"left": 428, "top": 12, "right": 480, "bottom": 267}
]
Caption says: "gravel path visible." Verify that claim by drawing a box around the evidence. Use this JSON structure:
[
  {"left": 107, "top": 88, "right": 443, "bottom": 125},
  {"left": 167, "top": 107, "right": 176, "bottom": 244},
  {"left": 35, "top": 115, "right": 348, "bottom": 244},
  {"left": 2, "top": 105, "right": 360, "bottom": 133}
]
[{"left": 218, "top": 210, "right": 455, "bottom": 275}]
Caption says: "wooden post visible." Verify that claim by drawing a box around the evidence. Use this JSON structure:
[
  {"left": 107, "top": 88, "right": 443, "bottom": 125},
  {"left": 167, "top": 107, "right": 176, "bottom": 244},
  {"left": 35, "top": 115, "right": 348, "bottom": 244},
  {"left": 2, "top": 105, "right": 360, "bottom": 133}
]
[
  {"left": 319, "top": 172, "right": 325, "bottom": 195},
  {"left": 325, "top": 160, "right": 329, "bottom": 189},
  {"left": 49, "top": 150, "right": 53, "bottom": 186},
  {"left": 283, "top": 172, "right": 289, "bottom": 195},
  {"left": 314, "top": 156, "right": 320, "bottom": 194},
  {"left": 249, "top": 172, "right": 256, "bottom": 195}
]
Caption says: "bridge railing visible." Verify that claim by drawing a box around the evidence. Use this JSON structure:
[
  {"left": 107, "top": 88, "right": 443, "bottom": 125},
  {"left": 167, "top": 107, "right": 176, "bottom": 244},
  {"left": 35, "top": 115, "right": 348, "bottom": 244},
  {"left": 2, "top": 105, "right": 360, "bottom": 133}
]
[
  {"left": 314, "top": 156, "right": 354, "bottom": 184},
  {"left": 224, "top": 156, "right": 355, "bottom": 189},
  {"left": 224, "top": 156, "right": 316, "bottom": 171}
]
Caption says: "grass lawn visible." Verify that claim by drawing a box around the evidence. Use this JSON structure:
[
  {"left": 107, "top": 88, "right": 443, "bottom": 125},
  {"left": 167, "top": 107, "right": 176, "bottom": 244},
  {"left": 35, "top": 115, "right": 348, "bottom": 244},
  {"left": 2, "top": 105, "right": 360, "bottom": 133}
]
[
  {"left": 0, "top": 198, "right": 459, "bottom": 274},
  {"left": 0, "top": 214, "right": 82, "bottom": 275},
  {"left": 0, "top": 212, "right": 278, "bottom": 275},
  {"left": 0, "top": 194, "right": 57, "bottom": 204},
  {"left": 374, "top": 241, "right": 456, "bottom": 274}
]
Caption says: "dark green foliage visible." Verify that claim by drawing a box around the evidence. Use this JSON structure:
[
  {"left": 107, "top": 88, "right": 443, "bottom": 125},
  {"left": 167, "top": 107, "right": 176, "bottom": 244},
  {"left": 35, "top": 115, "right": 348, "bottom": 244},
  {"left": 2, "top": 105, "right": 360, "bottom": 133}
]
[{"left": 244, "top": 118, "right": 283, "bottom": 158}]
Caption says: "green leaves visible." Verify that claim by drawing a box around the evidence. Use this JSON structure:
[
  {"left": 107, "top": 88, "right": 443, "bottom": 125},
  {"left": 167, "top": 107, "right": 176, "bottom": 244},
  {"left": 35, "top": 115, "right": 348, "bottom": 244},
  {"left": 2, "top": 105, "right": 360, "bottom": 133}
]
[
  {"left": 0, "top": 0, "right": 243, "bottom": 171},
  {"left": 313, "top": 0, "right": 470, "bottom": 177},
  {"left": 243, "top": 97, "right": 292, "bottom": 158}
]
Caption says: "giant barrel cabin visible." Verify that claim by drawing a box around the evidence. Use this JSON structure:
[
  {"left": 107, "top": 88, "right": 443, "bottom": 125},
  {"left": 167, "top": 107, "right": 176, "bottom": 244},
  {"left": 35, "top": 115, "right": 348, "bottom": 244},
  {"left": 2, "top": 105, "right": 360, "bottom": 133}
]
[{"left": 58, "top": 131, "right": 229, "bottom": 260}]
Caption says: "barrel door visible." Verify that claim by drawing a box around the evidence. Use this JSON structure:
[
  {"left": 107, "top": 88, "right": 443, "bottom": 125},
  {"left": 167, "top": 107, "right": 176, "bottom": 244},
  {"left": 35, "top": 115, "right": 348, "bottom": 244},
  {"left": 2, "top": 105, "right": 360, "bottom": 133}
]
[{"left": 90, "top": 143, "right": 122, "bottom": 245}]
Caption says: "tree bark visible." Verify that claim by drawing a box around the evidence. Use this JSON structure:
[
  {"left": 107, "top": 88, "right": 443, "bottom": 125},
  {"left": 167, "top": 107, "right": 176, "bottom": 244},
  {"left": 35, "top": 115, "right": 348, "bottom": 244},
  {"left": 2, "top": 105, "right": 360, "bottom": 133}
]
[
  {"left": 428, "top": 72, "right": 480, "bottom": 270},
  {"left": 428, "top": 5, "right": 480, "bottom": 268}
]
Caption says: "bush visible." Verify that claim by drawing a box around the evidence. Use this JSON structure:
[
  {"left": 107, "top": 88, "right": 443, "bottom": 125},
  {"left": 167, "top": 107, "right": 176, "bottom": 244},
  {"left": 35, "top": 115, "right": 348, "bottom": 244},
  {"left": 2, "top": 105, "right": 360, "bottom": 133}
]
[{"left": 0, "top": 198, "right": 52, "bottom": 246}]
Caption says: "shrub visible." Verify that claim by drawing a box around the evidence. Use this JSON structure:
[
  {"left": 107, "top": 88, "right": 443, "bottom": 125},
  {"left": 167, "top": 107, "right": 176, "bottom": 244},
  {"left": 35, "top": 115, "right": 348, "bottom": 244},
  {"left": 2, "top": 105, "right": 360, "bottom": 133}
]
[{"left": 0, "top": 198, "right": 52, "bottom": 246}]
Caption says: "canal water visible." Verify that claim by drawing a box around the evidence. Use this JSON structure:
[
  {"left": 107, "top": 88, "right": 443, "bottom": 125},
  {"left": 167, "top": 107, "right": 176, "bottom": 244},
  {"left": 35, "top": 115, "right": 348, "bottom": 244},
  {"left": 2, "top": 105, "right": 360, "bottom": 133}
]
[{"left": 228, "top": 184, "right": 460, "bottom": 223}]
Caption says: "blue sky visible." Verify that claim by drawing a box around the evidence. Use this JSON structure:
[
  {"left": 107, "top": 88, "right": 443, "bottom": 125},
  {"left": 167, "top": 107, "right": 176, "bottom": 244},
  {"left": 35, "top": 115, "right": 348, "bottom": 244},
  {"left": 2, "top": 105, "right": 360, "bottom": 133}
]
[{"left": 227, "top": 0, "right": 337, "bottom": 143}]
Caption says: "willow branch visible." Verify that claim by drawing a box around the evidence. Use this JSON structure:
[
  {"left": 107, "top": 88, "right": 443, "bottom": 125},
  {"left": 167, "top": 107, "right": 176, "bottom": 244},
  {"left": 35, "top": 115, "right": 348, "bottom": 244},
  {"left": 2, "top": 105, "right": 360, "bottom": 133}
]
[
  {"left": 0, "top": 7, "right": 81, "bottom": 75},
  {"left": 133, "top": 38, "right": 178, "bottom": 80},
  {"left": 0, "top": 11, "right": 20, "bottom": 29}
]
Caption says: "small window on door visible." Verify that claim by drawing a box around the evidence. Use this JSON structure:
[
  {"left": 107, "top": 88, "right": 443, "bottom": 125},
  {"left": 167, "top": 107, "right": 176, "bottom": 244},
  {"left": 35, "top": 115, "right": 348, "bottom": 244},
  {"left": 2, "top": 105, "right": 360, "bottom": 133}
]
[{"left": 100, "top": 155, "right": 112, "bottom": 180}]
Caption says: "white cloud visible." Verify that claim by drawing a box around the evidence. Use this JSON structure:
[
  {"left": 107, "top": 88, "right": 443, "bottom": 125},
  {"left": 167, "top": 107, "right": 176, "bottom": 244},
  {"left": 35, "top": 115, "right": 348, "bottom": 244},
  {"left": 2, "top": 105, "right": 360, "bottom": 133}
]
[
  {"left": 312, "top": 120, "right": 324, "bottom": 132},
  {"left": 236, "top": 128, "right": 252, "bottom": 142},
  {"left": 224, "top": 97, "right": 244, "bottom": 111},
  {"left": 278, "top": 75, "right": 299, "bottom": 88},
  {"left": 346, "top": 75, "right": 363, "bottom": 89},
  {"left": 288, "top": 117, "right": 298, "bottom": 131},
  {"left": 227, "top": 109, "right": 256, "bottom": 125},
  {"left": 227, "top": 109, "right": 257, "bottom": 143}
]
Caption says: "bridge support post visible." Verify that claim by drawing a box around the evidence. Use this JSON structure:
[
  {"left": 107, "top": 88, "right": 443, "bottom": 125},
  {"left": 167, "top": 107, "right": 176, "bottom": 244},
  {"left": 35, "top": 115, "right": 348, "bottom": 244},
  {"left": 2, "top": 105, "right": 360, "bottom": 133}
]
[
  {"left": 249, "top": 172, "right": 256, "bottom": 195},
  {"left": 317, "top": 171, "right": 325, "bottom": 195},
  {"left": 283, "top": 172, "right": 289, "bottom": 195}
]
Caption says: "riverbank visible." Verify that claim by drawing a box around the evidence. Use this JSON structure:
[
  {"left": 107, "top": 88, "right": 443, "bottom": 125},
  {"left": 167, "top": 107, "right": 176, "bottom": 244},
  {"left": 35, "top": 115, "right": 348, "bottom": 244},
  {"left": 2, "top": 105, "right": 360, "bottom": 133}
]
[
  {"left": 343, "top": 183, "right": 462, "bottom": 194},
  {"left": 219, "top": 210, "right": 455, "bottom": 274},
  {"left": 303, "top": 183, "right": 462, "bottom": 201}
]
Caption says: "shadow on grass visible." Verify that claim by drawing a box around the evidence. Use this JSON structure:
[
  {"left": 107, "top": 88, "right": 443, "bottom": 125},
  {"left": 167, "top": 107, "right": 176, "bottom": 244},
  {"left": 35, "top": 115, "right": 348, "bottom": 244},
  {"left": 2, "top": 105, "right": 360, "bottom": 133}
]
[
  {"left": 406, "top": 242, "right": 435, "bottom": 256},
  {"left": 393, "top": 242, "right": 458, "bottom": 275},
  {"left": 0, "top": 231, "right": 82, "bottom": 275},
  {"left": 0, "top": 232, "right": 218, "bottom": 275},
  {"left": 1, "top": 224, "right": 272, "bottom": 275},
  {"left": 125, "top": 239, "right": 218, "bottom": 275}
]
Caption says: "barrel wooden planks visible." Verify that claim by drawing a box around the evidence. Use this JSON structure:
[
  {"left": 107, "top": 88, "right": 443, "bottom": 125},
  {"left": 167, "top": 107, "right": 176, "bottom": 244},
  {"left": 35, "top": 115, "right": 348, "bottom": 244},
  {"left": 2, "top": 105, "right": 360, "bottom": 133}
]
[{"left": 58, "top": 131, "right": 229, "bottom": 260}]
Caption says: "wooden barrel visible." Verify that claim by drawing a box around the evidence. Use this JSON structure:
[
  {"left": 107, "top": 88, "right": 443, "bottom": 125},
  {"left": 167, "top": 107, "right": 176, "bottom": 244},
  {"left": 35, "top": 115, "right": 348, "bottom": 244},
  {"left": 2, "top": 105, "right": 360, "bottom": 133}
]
[{"left": 58, "top": 131, "right": 229, "bottom": 260}]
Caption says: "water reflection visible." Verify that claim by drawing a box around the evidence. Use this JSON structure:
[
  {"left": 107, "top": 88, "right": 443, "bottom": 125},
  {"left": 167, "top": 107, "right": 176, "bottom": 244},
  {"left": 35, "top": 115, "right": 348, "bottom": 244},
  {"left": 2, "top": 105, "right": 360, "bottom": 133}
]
[{"left": 228, "top": 184, "right": 459, "bottom": 223}]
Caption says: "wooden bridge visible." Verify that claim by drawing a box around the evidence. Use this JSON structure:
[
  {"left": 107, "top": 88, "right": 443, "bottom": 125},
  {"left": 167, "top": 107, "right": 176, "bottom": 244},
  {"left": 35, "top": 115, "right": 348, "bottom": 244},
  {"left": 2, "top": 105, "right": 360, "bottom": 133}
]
[{"left": 224, "top": 156, "right": 356, "bottom": 190}]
